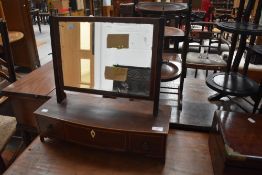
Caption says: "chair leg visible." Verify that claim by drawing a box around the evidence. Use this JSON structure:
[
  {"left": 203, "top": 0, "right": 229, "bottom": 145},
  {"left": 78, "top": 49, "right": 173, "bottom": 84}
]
[
  {"left": 0, "top": 155, "right": 6, "bottom": 174},
  {"left": 194, "top": 69, "right": 198, "bottom": 78},
  {"left": 37, "top": 14, "right": 42, "bottom": 33},
  {"left": 178, "top": 86, "right": 182, "bottom": 110},
  {"left": 253, "top": 85, "right": 262, "bottom": 113},
  {"left": 178, "top": 71, "right": 186, "bottom": 110}
]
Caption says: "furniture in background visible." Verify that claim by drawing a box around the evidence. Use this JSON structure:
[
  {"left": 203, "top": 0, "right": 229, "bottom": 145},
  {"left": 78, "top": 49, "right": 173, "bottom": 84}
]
[
  {"left": 0, "top": 115, "right": 16, "bottom": 174},
  {"left": 206, "top": 0, "right": 262, "bottom": 113},
  {"left": 186, "top": 21, "right": 227, "bottom": 78},
  {"left": 1, "top": 0, "right": 40, "bottom": 70},
  {"left": 2, "top": 62, "right": 55, "bottom": 144},
  {"left": 0, "top": 19, "right": 19, "bottom": 84},
  {"left": 135, "top": 1, "right": 192, "bottom": 110},
  {"left": 30, "top": 8, "right": 42, "bottom": 33},
  {"left": 209, "top": 110, "right": 262, "bottom": 175}
]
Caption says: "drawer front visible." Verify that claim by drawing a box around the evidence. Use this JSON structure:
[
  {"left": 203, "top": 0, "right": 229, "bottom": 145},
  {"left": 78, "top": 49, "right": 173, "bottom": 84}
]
[
  {"left": 64, "top": 123, "right": 127, "bottom": 151},
  {"left": 129, "top": 134, "right": 166, "bottom": 158},
  {"left": 36, "top": 115, "right": 64, "bottom": 139}
]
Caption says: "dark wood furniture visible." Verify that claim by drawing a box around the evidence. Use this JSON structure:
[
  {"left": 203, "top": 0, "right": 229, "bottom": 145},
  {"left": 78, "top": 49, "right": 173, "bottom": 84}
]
[
  {"left": 50, "top": 16, "right": 164, "bottom": 116},
  {"left": 206, "top": 0, "right": 262, "bottom": 113},
  {"left": 3, "top": 130, "right": 214, "bottom": 175},
  {"left": 0, "top": 20, "right": 18, "bottom": 83},
  {"left": 35, "top": 94, "right": 171, "bottom": 160},
  {"left": 2, "top": 62, "right": 55, "bottom": 142},
  {"left": 1, "top": 0, "right": 40, "bottom": 70},
  {"left": 45, "top": 16, "right": 170, "bottom": 158},
  {"left": 209, "top": 110, "right": 262, "bottom": 175}
]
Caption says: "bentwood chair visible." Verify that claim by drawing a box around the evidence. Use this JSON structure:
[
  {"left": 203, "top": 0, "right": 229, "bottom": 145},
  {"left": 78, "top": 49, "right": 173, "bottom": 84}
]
[{"left": 206, "top": 0, "right": 262, "bottom": 113}]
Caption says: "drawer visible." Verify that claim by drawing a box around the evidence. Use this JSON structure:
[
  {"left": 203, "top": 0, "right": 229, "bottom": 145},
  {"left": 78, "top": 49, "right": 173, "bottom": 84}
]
[
  {"left": 129, "top": 133, "right": 166, "bottom": 158},
  {"left": 36, "top": 115, "right": 64, "bottom": 139},
  {"left": 64, "top": 123, "right": 127, "bottom": 151}
]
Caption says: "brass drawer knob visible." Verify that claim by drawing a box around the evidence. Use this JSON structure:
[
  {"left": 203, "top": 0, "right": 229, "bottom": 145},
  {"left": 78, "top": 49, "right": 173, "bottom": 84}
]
[{"left": 90, "top": 129, "right": 96, "bottom": 138}]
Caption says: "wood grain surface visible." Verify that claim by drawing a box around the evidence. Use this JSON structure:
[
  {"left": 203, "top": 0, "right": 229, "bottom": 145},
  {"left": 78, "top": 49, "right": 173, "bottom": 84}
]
[
  {"left": 2, "top": 62, "right": 55, "bottom": 98},
  {"left": 4, "top": 130, "right": 214, "bottom": 175}
]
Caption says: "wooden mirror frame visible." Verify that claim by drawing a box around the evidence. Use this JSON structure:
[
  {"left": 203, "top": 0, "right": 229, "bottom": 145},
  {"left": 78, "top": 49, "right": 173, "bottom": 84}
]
[{"left": 50, "top": 16, "right": 164, "bottom": 116}]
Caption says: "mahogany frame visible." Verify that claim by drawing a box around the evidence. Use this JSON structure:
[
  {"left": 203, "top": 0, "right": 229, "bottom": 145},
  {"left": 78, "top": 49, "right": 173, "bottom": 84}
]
[{"left": 50, "top": 16, "right": 165, "bottom": 116}]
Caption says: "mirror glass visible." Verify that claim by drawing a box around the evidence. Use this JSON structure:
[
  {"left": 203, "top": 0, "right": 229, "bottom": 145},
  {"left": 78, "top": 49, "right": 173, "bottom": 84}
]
[{"left": 59, "top": 21, "right": 154, "bottom": 97}]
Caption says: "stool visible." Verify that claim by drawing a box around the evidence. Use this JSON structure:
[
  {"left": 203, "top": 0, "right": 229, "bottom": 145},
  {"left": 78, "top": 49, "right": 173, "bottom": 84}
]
[{"left": 209, "top": 111, "right": 262, "bottom": 175}]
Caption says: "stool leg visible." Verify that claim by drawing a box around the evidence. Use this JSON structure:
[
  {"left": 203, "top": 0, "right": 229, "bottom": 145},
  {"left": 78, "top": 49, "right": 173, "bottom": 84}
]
[{"left": 0, "top": 156, "right": 6, "bottom": 173}]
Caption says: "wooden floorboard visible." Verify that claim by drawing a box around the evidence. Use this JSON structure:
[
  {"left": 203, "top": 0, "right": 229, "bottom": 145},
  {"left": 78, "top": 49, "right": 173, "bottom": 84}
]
[{"left": 160, "top": 77, "right": 249, "bottom": 131}]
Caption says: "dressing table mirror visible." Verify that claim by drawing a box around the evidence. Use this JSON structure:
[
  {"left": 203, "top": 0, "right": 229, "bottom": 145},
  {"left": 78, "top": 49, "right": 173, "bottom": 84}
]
[
  {"left": 50, "top": 16, "right": 165, "bottom": 115},
  {"left": 35, "top": 17, "right": 170, "bottom": 159}
]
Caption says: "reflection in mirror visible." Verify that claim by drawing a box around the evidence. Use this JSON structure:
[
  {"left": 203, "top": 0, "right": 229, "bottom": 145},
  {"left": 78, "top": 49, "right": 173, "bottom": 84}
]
[{"left": 59, "top": 22, "right": 154, "bottom": 97}]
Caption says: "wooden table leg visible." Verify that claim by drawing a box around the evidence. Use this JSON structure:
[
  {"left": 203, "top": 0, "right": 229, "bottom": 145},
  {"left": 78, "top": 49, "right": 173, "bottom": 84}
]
[{"left": 0, "top": 156, "right": 6, "bottom": 174}]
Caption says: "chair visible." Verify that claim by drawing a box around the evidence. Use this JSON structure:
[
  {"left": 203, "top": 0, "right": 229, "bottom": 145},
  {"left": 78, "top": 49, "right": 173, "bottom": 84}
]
[
  {"left": 206, "top": 0, "right": 262, "bottom": 113},
  {"left": 0, "top": 115, "right": 17, "bottom": 173},
  {"left": 0, "top": 20, "right": 22, "bottom": 173},
  {"left": 185, "top": 21, "right": 227, "bottom": 77},
  {"left": 0, "top": 19, "right": 16, "bottom": 84}
]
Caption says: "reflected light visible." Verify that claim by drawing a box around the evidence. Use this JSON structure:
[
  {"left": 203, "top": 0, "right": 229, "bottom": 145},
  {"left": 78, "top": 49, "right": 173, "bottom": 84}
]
[{"left": 80, "top": 22, "right": 91, "bottom": 50}]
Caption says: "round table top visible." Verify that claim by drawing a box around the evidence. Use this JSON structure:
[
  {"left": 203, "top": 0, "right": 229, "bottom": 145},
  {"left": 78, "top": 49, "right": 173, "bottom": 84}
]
[
  {"left": 161, "top": 53, "right": 181, "bottom": 82},
  {"left": 216, "top": 22, "right": 262, "bottom": 35},
  {"left": 164, "top": 26, "right": 184, "bottom": 40},
  {"left": 0, "top": 31, "right": 24, "bottom": 46},
  {"left": 136, "top": 2, "right": 188, "bottom": 15},
  {"left": 206, "top": 72, "right": 259, "bottom": 96}
]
